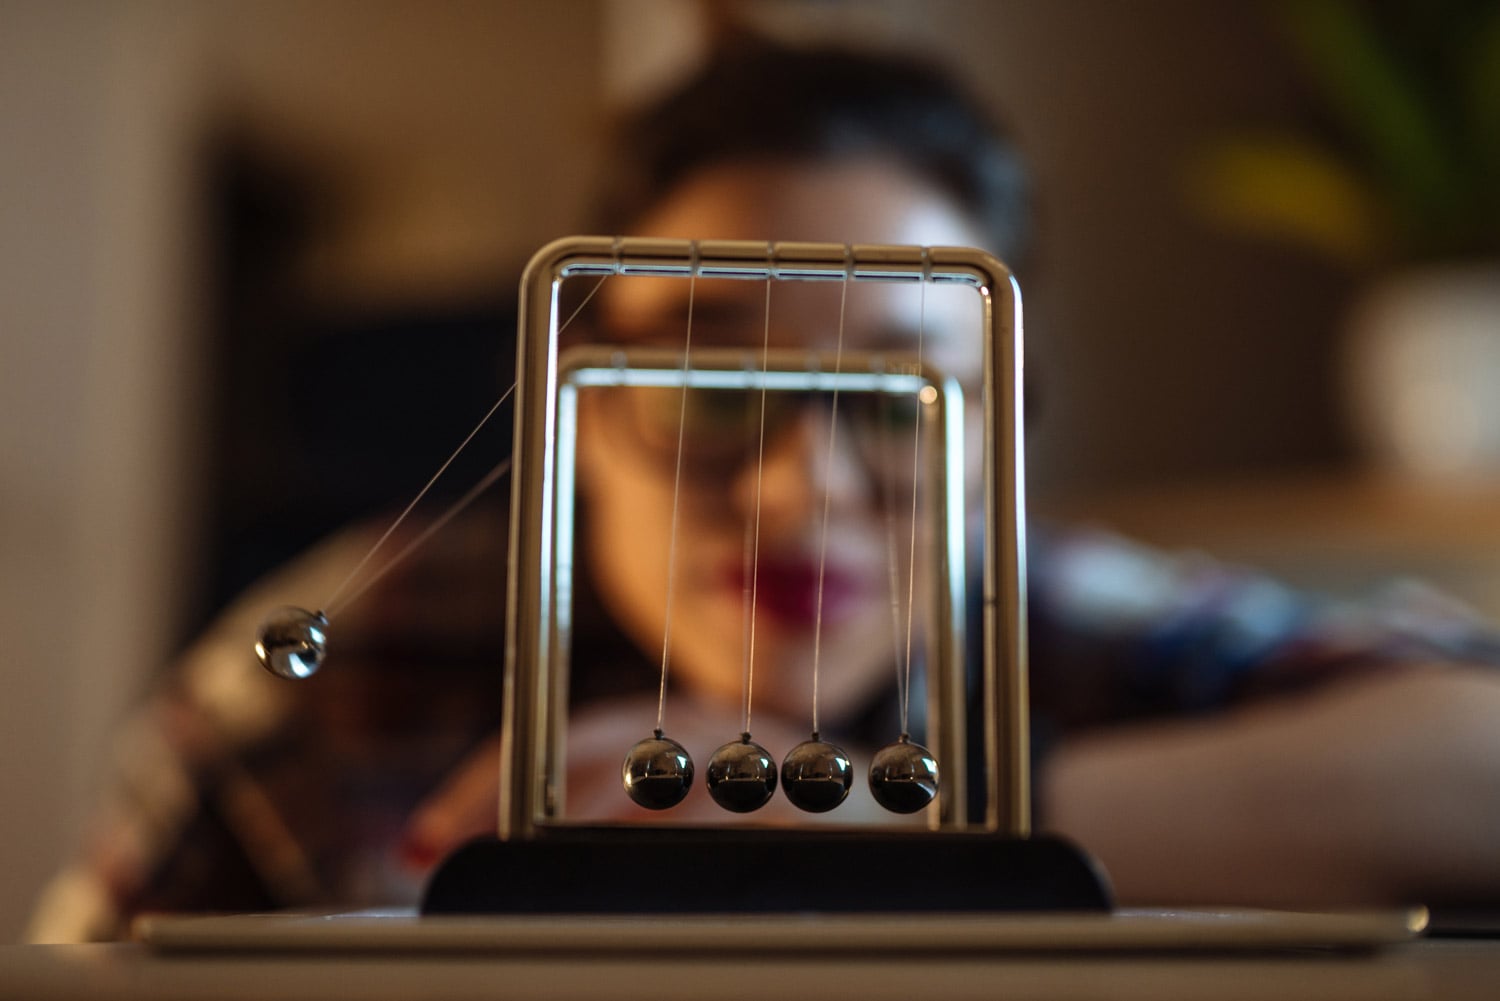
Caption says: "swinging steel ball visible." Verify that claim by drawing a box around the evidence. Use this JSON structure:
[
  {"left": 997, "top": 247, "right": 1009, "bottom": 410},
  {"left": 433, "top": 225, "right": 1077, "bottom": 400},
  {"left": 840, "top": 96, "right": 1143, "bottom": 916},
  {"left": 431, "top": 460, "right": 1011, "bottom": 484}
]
[
  {"left": 254, "top": 606, "right": 329, "bottom": 680},
  {"left": 868, "top": 735, "right": 939, "bottom": 813},
  {"left": 705, "top": 734, "right": 778, "bottom": 813},
  {"left": 780, "top": 735, "right": 853, "bottom": 813},
  {"left": 622, "top": 731, "right": 695, "bottom": 810}
]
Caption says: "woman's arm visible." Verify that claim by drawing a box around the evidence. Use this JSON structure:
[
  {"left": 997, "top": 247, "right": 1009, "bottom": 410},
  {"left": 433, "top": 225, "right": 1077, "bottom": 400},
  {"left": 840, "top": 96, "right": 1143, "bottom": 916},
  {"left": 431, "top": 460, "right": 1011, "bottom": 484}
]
[{"left": 1041, "top": 663, "right": 1500, "bottom": 907}]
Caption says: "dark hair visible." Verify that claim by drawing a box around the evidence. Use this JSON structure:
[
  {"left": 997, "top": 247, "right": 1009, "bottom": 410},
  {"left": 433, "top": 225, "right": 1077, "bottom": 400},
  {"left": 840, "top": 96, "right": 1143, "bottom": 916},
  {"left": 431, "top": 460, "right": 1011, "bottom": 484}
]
[{"left": 593, "top": 37, "right": 1031, "bottom": 265}]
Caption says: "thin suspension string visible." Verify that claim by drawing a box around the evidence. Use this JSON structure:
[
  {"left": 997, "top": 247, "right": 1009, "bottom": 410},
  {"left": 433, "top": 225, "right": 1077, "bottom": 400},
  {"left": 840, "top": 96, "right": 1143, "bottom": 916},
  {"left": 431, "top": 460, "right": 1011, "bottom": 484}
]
[
  {"left": 881, "top": 386, "right": 906, "bottom": 689},
  {"left": 655, "top": 272, "right": 697, "bottom": 734},
  {"left": 810, "top": 264, "right": 852, "bottom": 738},
  {"left": 321, "top": 274, "right": 609, "bottom": 620},
  {"left": 899, "top": 278, "right": 928, "bottom": 736},
  {"left": 323, "top": 383, "right": 514, "bottom": 617},
  {"left": 740, "top": 431, "right": 756, "bottom": 735},
  {"left": 744, "top": 279, "right": 774, "bottom": 738},
  {"left": 327, "top": 457, "right": 511, "bottom": 619}
]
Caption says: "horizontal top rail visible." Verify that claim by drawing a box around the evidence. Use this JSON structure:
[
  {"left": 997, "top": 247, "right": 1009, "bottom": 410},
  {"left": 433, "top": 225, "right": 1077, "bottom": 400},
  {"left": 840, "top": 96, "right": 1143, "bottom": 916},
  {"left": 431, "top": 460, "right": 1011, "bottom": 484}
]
[{"left": 522, "top": 236, "right": 1008, "bottom": 289}]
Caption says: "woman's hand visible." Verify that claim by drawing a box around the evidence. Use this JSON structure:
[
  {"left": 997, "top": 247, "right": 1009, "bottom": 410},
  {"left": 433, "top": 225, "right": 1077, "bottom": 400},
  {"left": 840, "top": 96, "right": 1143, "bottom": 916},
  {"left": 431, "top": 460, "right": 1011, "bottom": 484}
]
[{"left": 398, "top": 731, "right": 504, "bottom": 871}]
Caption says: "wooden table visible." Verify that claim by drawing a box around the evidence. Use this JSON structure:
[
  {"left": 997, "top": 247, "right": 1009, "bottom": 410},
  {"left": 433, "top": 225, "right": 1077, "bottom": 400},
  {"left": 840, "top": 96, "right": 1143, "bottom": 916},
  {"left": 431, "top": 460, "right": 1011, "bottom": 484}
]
[{"left": 3, "top": 936, "right": 1498, "bottom": 1001}]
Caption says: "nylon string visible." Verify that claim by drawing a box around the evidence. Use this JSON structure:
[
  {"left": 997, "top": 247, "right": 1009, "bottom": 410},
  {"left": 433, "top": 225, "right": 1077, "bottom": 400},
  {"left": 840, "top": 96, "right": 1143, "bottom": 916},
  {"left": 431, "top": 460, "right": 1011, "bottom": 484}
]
[
  {"left": 744, "top": 279, "right": 774, "bottom": 738},
  {"left": 655, "top": 273, "right": 697, "bottom": 733},
  {"left": 809, "top": 266, "right": 851, "bottom": 738},
  {"left": 322, "top": 274, "right": 610, "bottom": 620},
  {"left": 899, "top": 278, "right": 927, "bottom": 735}
]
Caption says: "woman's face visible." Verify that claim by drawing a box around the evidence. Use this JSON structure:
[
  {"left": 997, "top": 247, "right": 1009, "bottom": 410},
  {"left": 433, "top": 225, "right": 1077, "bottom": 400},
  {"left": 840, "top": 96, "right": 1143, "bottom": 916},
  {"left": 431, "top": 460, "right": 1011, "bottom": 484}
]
[{"left": 575, "top": 158, "right": 988, "bottom": 727}]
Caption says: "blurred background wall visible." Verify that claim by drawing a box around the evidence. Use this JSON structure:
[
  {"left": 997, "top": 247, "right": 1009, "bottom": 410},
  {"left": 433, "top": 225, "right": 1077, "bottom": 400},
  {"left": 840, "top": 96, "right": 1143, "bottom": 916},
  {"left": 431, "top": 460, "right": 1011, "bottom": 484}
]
[{"left": 3, "top": 0, "right": 1492, "bottom": 940}]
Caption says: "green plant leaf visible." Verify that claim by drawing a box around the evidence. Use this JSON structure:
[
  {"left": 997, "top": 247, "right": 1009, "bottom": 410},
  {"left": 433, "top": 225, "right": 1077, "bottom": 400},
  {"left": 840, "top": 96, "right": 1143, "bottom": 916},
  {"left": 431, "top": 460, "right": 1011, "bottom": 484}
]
[{"left": 1277, "top": 0, "right": 1462, "bottom": 231}]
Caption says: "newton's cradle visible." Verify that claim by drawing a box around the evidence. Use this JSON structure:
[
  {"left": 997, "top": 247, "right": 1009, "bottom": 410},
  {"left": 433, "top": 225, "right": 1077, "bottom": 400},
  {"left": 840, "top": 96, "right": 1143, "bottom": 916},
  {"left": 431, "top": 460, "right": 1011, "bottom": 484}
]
[{"left": 258, "top": 236, "right": 1108, "bottom": 912}]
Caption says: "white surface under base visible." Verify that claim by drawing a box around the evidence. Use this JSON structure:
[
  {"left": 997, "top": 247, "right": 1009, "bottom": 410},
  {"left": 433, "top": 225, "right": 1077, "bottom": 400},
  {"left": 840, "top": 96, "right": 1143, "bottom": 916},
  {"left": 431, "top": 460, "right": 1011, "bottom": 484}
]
[{"left": 135, "top": 906, "right": 1429, "bottom": 955}]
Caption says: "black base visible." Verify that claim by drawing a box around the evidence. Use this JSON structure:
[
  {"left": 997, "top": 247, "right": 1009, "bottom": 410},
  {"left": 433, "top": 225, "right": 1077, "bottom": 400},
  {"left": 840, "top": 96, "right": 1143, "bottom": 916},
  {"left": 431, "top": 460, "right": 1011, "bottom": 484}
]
[{"left": 421, "top": 828, "right": 1112, "bottom": 915}]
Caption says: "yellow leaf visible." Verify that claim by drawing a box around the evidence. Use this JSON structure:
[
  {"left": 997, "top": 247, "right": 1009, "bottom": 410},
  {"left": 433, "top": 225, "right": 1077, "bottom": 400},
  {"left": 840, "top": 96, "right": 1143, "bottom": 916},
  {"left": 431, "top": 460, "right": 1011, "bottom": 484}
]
[{"left": 1183, "top": 136, "right": 1394, "bottom": 268}]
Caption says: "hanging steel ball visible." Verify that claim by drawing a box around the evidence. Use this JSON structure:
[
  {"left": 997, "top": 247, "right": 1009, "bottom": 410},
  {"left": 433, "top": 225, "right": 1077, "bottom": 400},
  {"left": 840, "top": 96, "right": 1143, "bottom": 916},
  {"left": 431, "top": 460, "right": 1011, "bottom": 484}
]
[
  {"left": 780, "top": 736, "right": 853, "bottom": 813},
  {"left": 705, "top": 734, "right": 778, "bottom": 813},
  {"left": 868, "top": 735, "right": 939, "bottom": 813},
  {"left": 622, "top": 731, "right": 694, "bottom": 809},
  {"left": 254, "top": 606, "right": 329, "bottom": 680}
]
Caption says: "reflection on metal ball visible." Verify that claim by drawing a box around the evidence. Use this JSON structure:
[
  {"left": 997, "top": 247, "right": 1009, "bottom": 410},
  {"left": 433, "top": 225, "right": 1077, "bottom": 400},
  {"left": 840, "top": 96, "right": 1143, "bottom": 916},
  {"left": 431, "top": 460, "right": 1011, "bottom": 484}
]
[
  {"left": 622, "top": 731, "right": 694, "bottom": 810},
  {"left": 254, "top": 606, "right": 329, "bottom": 680},
  {"left": 621, "top": 732, "right": 690, "bottom": 810},
  {"left": 780, "top": 736, "right": 853, "bottom": 813},
  {"left": 706, "top": 734, "right": 778, "bottom": 813},
  {"left": 868, "top": 736, "right": 939, "bottom": 814}
]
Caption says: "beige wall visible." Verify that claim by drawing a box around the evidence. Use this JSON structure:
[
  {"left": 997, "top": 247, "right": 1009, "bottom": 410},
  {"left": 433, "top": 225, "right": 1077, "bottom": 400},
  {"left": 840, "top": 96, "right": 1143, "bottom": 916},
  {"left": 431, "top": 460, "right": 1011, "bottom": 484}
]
[{"left": 1, "top": 0, "right": 207, "bottom": 942}]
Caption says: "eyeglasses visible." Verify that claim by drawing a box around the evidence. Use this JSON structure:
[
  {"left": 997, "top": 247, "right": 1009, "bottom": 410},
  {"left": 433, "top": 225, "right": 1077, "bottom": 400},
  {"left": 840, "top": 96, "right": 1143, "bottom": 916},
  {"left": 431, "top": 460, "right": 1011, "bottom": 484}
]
[
  {"left": 560, "top": 347, "right": 953, "bottom": 492},
  {"left": 615, "top": 384, "right": 930, "bottom": 486}
]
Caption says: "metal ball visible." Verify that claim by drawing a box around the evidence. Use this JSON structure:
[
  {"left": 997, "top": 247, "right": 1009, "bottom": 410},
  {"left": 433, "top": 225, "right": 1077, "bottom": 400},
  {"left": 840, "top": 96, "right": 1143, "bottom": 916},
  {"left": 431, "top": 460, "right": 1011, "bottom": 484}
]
[
  {"left": 705, "top": 735, "right": 778, "bottom": 813},
  {"left": 622, "top": 731, "right": 694, "bottom": 810},
  {"left": 868, "top": 736, "right": 939, "bottom": 814},
  {"left": 780, "top": 737, "right": 853, "bottom": 813},
  {"left": 254, "top": 606, "right": 329, "bottom": 680}
]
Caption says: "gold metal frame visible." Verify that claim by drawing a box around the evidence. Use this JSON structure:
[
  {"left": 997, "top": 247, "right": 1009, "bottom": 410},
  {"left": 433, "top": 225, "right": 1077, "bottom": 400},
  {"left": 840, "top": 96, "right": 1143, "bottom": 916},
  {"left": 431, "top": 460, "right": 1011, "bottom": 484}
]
[{"left": 499, "top": 237, "right": 1028, "bottom": 840}]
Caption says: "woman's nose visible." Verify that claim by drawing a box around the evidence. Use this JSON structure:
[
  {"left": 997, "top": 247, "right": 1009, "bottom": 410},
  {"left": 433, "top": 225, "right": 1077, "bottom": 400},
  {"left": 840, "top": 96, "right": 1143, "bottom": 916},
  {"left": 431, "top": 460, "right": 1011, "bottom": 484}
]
[{"left": 734, "top": 405, "right": 869, "bottom": 534}]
